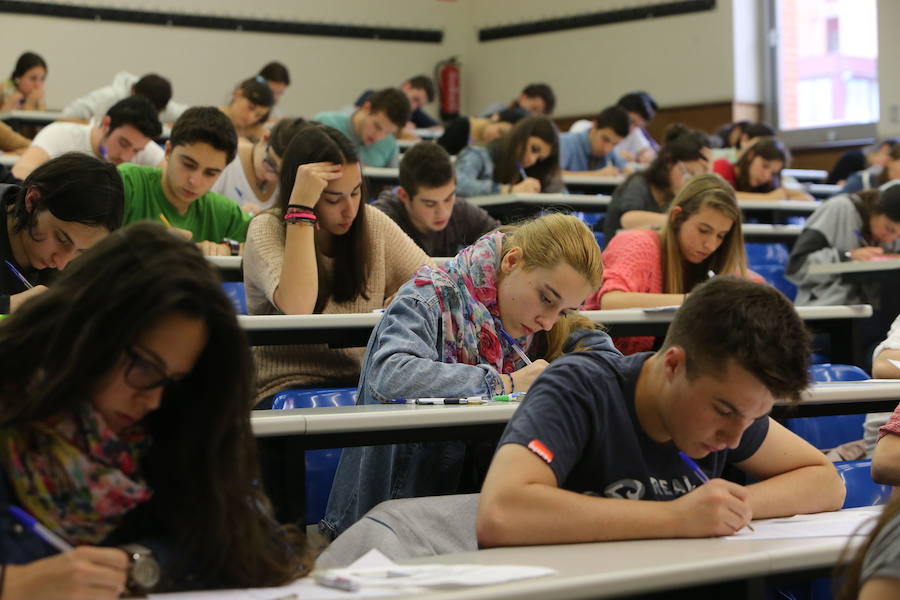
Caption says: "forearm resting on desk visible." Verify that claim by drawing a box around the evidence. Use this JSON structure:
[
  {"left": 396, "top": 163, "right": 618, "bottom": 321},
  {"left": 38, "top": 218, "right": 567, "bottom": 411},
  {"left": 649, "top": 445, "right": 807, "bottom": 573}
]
[
  {"left": 600, "top": 290, "right": 684, "bottom": 309},
  {"left": 620, "top": 210, "right": 666, "bottom": 231}
]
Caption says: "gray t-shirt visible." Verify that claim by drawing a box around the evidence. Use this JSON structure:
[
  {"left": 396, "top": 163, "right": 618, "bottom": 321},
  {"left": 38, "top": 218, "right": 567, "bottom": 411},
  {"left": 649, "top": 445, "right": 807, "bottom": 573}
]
[
  {"left": 862, "top": 508, "right": 900, "bottom": 585},
  {"left": 499, "top": 350, "right": 769, "bottom": 499},
  {"left": 603, "top": 175, "right": 660, "bottom": 248}
]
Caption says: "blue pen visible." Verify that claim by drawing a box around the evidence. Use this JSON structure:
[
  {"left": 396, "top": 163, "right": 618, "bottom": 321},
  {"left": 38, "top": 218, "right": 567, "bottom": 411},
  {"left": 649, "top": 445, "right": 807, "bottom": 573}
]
[
  {"left": 498, "top": 328, "right": 532, "bottom": 365},
  {"left": 678, "top": 451, "right": 755, "bottom": 531},
  {"left": 516, "top": 162, "right": 528, "bottom": 182},
  {"left": 4, "top": 260, "right": 34, "bottom": 289},
  {"left": 853, "top": 229, "right": 866, "bottom": 246},
  {"left": 8, "top": 506, "right": 73, "bottom": 552},
  {"left": 235, "top": 186, "right": 244, "bottom": 200}
]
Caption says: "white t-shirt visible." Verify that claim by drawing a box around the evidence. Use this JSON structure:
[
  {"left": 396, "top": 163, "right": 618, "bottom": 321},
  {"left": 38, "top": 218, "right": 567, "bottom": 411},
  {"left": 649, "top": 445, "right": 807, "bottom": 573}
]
[
  {"left": 210, "top": 155, "right": 279, "bottom": 213},
  {"left": 616, "top": 127, "right": 653, "bottom": 157},
  {"left": 32, "top": 121, "right": 164, "bottom": 167},
  {"left": 62, "top": 71, "right": 189, "bottom": 123}
]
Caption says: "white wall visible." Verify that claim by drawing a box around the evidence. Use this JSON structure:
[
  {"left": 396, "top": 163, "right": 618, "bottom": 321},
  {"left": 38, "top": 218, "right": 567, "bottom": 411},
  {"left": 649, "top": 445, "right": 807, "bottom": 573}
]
[
  {"left": 877, "top": 0, "right": 900, "bottom": 137},
  {"left": 0, "top": 0, "right": 468, "bottom": 118}
]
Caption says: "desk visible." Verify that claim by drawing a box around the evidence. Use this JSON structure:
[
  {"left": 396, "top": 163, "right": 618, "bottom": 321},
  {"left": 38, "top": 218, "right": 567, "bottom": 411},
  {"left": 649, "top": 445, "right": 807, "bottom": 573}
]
[
  {"left": 206, "top": 255, "right": 242, "bottom": 281},
  {"left": 466, "top": 193, "right": 611, "bottom": 221},
  {"left": 805, "top": 183, "right": 842, "bottom": 199},
  {"left": 739, "top": 199, "right": 819, "bottom": 224},
  {"left": 0, "top": 109, "right": 63, "bottom": 125},
  {"left": 561, "top": 173, "right": 623, "bottom": 194},
  {"left": 742, "top": 223, "right": 802, "bottom": 246},
  {"left": 0, "top": 154, "right": 16, "bottom": 167},
  {"left": 783, "top": 168, "right": 828, "bottom": 183},
  {"left": 241, "top": 304, "right": 871, "bottom": 363}
]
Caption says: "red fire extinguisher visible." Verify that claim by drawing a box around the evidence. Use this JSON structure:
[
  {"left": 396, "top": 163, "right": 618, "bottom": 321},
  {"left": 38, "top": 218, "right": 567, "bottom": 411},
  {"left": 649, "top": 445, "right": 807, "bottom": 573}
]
[{"left": 435, "top": 57, "right": 460, "bottom": 122}]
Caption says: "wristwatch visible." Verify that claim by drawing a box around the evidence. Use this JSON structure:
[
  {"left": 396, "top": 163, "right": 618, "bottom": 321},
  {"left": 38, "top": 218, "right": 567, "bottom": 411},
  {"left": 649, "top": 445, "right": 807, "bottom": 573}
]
[{"left": 120, "top": 543, "right": 161, "bottom": 594}]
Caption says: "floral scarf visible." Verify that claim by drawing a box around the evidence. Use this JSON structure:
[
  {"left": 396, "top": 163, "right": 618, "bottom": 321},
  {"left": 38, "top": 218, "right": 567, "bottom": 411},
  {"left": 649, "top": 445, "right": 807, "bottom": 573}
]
[
  {"left": 0, "top": 404, "right": 151, "bottom": 545},
  {"left": 414, "top": 230, "right": 532, "bottom": 372}
]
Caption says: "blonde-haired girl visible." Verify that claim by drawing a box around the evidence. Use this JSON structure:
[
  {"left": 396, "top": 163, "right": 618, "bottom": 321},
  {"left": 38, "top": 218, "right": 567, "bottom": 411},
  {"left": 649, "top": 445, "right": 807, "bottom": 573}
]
[
  {"left": 322, "top": 213, "right": 618, "bottom": 539},
  {"left": 586, "top": 173, "right": 754, "bottom": 354}
]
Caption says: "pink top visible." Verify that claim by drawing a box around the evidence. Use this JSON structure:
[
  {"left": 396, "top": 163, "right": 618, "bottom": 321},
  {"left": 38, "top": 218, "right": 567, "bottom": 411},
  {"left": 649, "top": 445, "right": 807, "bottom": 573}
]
[
  {"left": 713, "top": 158, "right": 737, "bottom": 186},
  {"left": 586, "top": 229, "right": 663, "bottom": 355},
  {"left": 879, "top": 403, "right": 900, "bottom": 441}
]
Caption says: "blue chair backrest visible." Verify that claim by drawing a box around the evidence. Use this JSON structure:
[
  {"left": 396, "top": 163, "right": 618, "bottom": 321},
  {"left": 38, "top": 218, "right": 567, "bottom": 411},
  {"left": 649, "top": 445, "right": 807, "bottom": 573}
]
[
  {"left": 809, "top": 363, "right": 869, "bottom": 382},
  {"left": 751, "top": 264, "right": 797, "bottom": 301},
  {"left": 271, "top": 388, "right": 358, "bottom": 524},
  {"left": 593, "top": 231, "right": 604, "bottom": 249},
  {"left": 834, "top": 460, "right": 891, "bottom": 509},
  {"left": 221, "top": 282, "right": 247, "bottom": 315},
  {"left": 745, "top": 242, "right": 790, "bottom": 267},
  {"left": 784, "top": 364, "right": 870, "bottom": 450}
]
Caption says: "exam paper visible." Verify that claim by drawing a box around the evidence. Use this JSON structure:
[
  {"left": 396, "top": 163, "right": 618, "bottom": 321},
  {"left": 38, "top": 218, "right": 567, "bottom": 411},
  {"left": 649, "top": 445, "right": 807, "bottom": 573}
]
[
  {"left": 725, "top": 508, "right": 881, "bottom": 541},
  {"left": 148, "top": 549, "right": 556, "bottom": 598},
  {"left": 888, "top": 359, "right": 900, "bottom": 371}
]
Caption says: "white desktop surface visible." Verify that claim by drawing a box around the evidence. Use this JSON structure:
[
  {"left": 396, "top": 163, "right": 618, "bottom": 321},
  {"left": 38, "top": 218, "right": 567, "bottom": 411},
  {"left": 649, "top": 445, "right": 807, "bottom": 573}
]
[
  {"left": 363, "top": 166, "right": 400, "bottom": 180},
  {"left": 0, "top": 154, "right": 17, "bottom": 167},
  {"left": 809, "top": 258, "right": 900, "bottom": 276},
  {"left": 742, "top": 223, "right": 803, "bottom": 238},
  {"left": 206, "top": 255, "right": 242, "bottom": 269},
  {"left": 561, "top": 173, "right": 624, "bottom": 186},
  {"left": 737, "top": 199, "right": 820, "bottom": 213},
  {"left": 783, "top": 168, "right": 828, "bottom": 182},
  {"left": 466, "top": 193, "right": 610, "bottom": 208},
  {"left": 0, "top": 109, "right": 64, "bottom": 122}
]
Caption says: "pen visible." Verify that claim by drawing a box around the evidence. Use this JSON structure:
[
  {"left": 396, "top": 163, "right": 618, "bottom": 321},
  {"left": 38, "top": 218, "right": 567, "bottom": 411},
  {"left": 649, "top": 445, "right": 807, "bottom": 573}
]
[
  {"left": 98, "top": 144, "right": 107, "bottom": 160},
  {"left": 315, "top": 572, "right": 359, "bottom": 592},
  {"left": 492, "top": 392, "right": 526, "bottom": 402},
  {"left": 498, "top": 328, "right": 532, "bottom": 365},
  {"left": 159, "top": 213, "right": 174, "bottom": 229},
  {"left": 516, "top": 162, "right": 528, "bottom": 182},
  {"left": 8, "top": 506, "right": 73, "bottom": 552},
  {"left": 853, "top": 229, "right": 866, "bottom": 246},
  {"left": 678, "top": 451, "right": 755, "bottom": 532},
  {"left": 4, "top": 260, "right": 34, "bottom": 289},
  {"left": 416, "top": 397, "right": 486, "bottom": 405}
]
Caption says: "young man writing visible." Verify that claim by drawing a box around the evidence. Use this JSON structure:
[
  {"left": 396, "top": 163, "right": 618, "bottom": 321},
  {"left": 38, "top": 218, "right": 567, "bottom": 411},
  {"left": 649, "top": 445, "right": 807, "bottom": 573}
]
[
  {"left": 559, "top": 106, "right": 630, "bottom": 176},
  {"left": 616, "top": 91, "right": 659, "bottom": 164},
  {"left": 371, "top": 142, "right": 498, "bottom": 257},
  {"left": 314, "top": 88, "right": 410, "bottom": 168},
  {"left": 355, "top": 75, "right": 440, "bottom": 131},
  {"left": 12, "top": 96, "right": 164, "bottom": 180},
  {"left": 478, "top": 277, "right": 845, "bottom": 546},
  {"left": 120, "top": 106, "right": 250, "bottom": 256}
]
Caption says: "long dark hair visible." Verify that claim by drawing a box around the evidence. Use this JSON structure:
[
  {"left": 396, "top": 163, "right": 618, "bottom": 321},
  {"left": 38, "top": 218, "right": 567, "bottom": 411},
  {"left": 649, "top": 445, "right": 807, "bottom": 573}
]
[
  {"left": 876, "top": 144, "right": 900, "bottom": 186},
  {"left": 631, "top": 124, "right": 710, "bottom": 208},
  {"left": 10, "top": 51, "right": 46, "bottom": 82},
  {"left": 853, "top": 185, "right": 900, "bottom": 242},
  {"left": 734, "top": 137, "right": 790, "bottom": 192},
  {"left": 488, "top": 116, "right": 560, "bottom": 190},
  {"left": 0, "top": 223, "right": 310, "bottom": 588},
  {"left": 276, "top": 123, "right": 369, "bottom": 304},
  {"left": 7, "top": 153, "right": 123, "bottom": 234}
]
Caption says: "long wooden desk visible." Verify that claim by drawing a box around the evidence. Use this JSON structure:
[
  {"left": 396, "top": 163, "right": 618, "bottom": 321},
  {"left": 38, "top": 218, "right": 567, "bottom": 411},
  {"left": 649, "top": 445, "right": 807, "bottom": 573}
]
[{"left": 240, "top": 305, "right": 871, "bottom": 366}]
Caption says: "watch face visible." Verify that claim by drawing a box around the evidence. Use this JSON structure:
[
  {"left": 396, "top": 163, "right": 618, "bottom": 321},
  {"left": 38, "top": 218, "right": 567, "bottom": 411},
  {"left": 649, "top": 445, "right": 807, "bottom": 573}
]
[{"left": 131, "top": 553, "right": 161, "bottom": 590}]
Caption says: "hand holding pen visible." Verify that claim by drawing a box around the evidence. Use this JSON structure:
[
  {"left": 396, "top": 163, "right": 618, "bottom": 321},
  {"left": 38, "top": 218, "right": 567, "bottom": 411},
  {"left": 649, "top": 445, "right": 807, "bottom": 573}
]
[{"left": 675, "top": 451, "right": 755, "bottom": 536}]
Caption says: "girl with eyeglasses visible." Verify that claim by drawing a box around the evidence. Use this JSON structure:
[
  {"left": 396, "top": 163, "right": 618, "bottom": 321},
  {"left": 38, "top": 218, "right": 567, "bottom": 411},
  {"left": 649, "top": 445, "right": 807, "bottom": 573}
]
[
  {"left": 586, "top": 174, "right": 754, "bottom": 354},
  {"left": 243, "top": 123, "right": 431, "bottom": 407},
  {"left": 454, "top": 115, "right": 563, "bottom": 198},
  {"left": 211, "top": 117, "right": 307, "bottom": 216},
  {"left": 602, "top": 124, "right": 711, "bottom": 248},
  {"left": 0, "top": 223, "right": 310, "bottom": 598}
]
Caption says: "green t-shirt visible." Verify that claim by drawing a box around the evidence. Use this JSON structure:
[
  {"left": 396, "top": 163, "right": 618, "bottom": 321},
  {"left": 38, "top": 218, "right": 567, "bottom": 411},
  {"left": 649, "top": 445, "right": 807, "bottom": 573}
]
[
  {"left": 119, "top": 163, "right": 251, "bottom": 243},
  {"left": 313, "top": 111, "right": 399, "bottom": 168}
]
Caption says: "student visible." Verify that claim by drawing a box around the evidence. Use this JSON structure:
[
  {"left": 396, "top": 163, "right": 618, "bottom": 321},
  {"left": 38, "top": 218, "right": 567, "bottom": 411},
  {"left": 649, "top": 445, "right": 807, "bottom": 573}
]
[
  {"left": 436, "top": 108, "right": 524, "bottom": 156},
  {"left": 210, "top": 117, "right": 307, "bottom": 215},
  {"left": 786, "top": 183, "right": 900, "bottom": 307},
  {"left": 559, "top": 105, "right": 630, "bottom": 175},
  {"left": 1, "top": 153, "right": 123, "bottom": 314},
  {"left": 865, "top": 316, "right": 900, "bottom": 472},
  {"left": 243, "top": 123, "right": 430, "bottom": 405},
  {"left": 258, "top": 61, "right": 291, "bottom": 106},
  {"left": 62, "top": 72, "right": 186, "bottom": 123},
  {"left": 322, "top": 213, "right": 617, "bottom": 538},
  {"left": 586, "top": 174, "right": 751, "bottom": 354},
  {"left": 0, "top": 223, "right": 309, "bottom": 596},
  {"left": 0, "top": 52, "right": 46, "bottom": 111},
  {"left": 615, "top": 91, "right": 659, "bottom": 164},
  {"left": 314, "top": 88, "right": 410, "bottom": 168},
  {"left": 602, "top": 124, "right": 711, "bottom": 246},
  {"left": 219, "top": 77, "right": 275, "bottom": 142},
  {"left": 480, "top": 83, "right": 556, "bottom": 118},
  {"left": 355, "top": 75, "right": 440, "bottom": 130},
  {"left": 714, "top": 120, "right": 750, "bottom": 150},
  {"left": 839, "top": 492, "right": 900, "bottom": 600},
  {"left": 120, "top": 106, "right": 250, "bottom": 256},
  {"left": 477, "top": 276, "right": 845, "bottom": 547},
  {"left": 372, "top": 142, "right": 499, "bottom": 256},
  {"left": 455, "top": 116, "right": 562, "bottom": 198},
  {"left": 12, "top": 96, "right": 164, "bottom": 180},
  {"left": 713, "top": 137, "right": 812, "bottom": 201},
  {"left": 841, "top": 143, "right": 900, "bottom": 194}
]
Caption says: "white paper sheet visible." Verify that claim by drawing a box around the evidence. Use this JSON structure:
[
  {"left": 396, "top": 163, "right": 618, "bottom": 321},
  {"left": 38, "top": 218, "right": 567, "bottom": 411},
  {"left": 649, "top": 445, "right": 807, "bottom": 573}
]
[{"left": 725, "top": 508, "right": 881, "bottom": 541}]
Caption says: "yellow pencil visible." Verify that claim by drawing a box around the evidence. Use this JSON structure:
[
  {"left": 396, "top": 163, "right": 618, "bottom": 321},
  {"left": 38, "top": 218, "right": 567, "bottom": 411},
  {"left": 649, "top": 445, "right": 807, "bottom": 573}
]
[{"left": 159, "top": 213, "right": 173, "bottom": 229}]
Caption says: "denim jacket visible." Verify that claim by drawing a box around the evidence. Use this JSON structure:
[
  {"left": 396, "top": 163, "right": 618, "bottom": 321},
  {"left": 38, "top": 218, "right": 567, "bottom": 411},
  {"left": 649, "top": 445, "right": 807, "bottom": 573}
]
[{"left": 321, "top": 276, "right": 620, "bottom": 538}]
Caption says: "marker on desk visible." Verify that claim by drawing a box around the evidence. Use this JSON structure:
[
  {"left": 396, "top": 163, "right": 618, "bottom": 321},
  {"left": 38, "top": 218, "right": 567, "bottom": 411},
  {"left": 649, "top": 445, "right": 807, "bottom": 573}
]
[
  {"left": 498, "top": 328, "right": 532, "bottom": 365},
  {"left": 316, "top": 572, "right": 359, "bottom": 592},
  {"left": 492, "top": 392, "right": 526, "bottom": 402},
  {"left": 4, "top": 260, "right": 33, "bottom": 290},
  {"left": 8, "top": 506, "right": 73, "bottom": 552},
  {"left": 678, "top": 451, "right": 755, "bottom": 532}
]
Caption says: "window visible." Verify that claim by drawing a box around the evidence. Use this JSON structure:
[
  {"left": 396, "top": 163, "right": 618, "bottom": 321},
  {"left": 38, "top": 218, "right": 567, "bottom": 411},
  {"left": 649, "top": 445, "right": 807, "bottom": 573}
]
[{"left": 766, "top": 0, "right": 878, "bottom": 140}]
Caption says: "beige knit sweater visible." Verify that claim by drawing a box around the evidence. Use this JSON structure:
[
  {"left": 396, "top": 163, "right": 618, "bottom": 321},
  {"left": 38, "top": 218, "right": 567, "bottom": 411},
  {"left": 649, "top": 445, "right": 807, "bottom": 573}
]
[{"left": 244, "top": 205, "right": 432, "bottom": 402}]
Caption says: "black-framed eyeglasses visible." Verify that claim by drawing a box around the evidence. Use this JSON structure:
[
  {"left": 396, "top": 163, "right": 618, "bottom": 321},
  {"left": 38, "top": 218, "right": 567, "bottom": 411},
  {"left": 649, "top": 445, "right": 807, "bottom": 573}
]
[
  {"left": 124, "top": 347, "right": 179, "bottom": 391},
  {"left": 261, "top": 144, "right": 279, "bottom": 175}
]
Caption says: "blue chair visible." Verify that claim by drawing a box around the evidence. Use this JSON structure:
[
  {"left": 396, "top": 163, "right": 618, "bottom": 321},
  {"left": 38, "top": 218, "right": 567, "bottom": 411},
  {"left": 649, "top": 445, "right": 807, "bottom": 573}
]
[
  {"left": 593, "top": 231, "right": 604, "bottom": 249},
  {"left": 745, "top": 242, "right": 790, "bottom": 267},
  {"left": 271, "top": 388, "right": 358, "bottom": 524},
  {"left": 221, "top": 282, "right": 247, "bottom": 315},
  {"left": 752, "top": 264, "right": 797, "bottom": 301},
  {"left": 784, "top": 364, "right": 869, "bottom": 450},
  {"left": 834, "top": 460, "right": 891, "bottom": 509}
]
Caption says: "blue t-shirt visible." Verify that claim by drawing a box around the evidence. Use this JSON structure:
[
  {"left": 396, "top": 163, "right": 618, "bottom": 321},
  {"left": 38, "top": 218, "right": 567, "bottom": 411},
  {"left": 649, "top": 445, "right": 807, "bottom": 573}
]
[
  {"left": 499, "top": 350, "right": 769, "bottom": 500},
  {"left": 559, "top": 129, "right": 625, "bottom": 172}
]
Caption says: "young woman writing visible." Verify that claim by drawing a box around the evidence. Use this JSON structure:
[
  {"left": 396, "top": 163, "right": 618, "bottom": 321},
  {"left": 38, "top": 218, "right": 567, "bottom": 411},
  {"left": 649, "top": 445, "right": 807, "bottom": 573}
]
[
  {"left": 322, "top": 213, "right": 619, "bottom": 538},
  {"left": 712, "top": 137, "right": 813, "bottom": 202},
  {"left": 243, "top": 123, "right": 431, "bottom": 406}
]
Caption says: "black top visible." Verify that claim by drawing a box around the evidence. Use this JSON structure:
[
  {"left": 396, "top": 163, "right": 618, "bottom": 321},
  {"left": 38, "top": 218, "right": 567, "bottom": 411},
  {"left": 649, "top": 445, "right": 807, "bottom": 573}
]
[
  {"left": 0, "top": 185, "right": 47, "bottom": 313},
  {"left": 602, "top": 175, "right": 659, "bottom": 248},
  {"left": 437, "top": 117, "right": 472, "bottom": 156}
]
